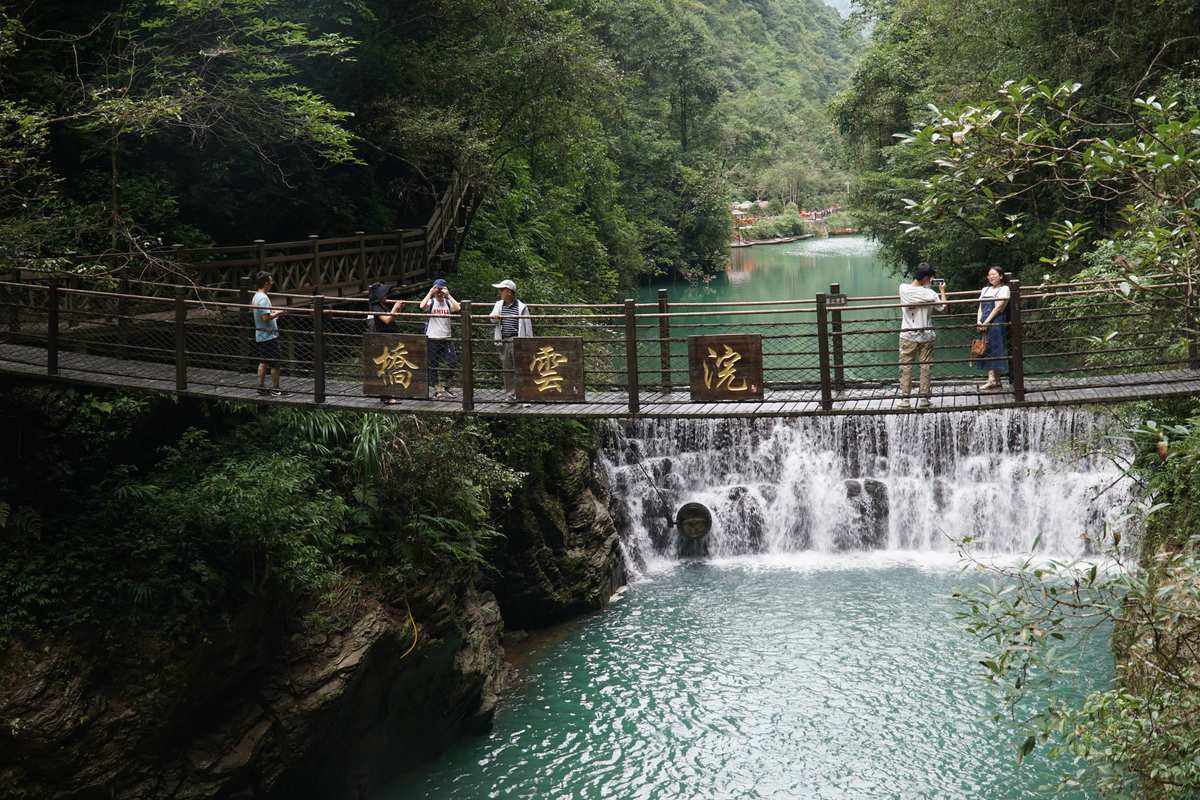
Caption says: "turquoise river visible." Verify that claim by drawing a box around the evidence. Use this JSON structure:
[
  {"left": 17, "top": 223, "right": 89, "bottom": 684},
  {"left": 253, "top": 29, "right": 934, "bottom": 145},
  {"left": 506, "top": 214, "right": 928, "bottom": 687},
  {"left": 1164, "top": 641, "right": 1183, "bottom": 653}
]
[{"left": 386, "top": 240, "right": 1116, "bottom": 799}]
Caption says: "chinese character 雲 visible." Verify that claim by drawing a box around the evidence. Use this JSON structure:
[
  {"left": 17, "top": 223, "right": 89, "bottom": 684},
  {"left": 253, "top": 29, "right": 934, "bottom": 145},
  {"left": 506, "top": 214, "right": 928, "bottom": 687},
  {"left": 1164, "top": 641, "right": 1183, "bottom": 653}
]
[
  {"left": 703, "top": 344, "right": 749, "bottom": 392},
  {"left": 530, "top": 345, "right": 569, "bottom": 393},
  {"left": 373, "top": 342, "right": 417, "bottom": 388}
]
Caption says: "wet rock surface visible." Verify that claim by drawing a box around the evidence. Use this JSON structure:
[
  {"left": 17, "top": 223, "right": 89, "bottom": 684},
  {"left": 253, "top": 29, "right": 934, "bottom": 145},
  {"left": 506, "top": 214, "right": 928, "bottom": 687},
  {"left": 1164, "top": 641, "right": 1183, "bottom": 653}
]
[
  {"left": 491, "top": 447, "right": 627, "bottom": 629},
  {"left": 0, "top": 585, "right": 511, "bottom": 800}
]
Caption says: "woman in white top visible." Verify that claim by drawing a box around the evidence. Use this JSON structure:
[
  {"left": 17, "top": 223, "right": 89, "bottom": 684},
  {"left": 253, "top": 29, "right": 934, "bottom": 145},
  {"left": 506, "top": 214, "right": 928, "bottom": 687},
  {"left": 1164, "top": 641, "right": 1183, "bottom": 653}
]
[{"left": 975, "top": 266, "right": 1010, "bottom": 391}]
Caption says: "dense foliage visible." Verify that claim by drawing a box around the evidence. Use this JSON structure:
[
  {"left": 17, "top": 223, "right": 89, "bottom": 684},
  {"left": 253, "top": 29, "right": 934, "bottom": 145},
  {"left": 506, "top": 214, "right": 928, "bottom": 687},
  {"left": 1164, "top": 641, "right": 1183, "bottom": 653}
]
[
  {"left": 0, "top": 385, "right": 524, "bottom": 644},
  {"left": 1, "top": 0, "right": 859, "bottom": 292},
  {"left": 832, "top": 0, "right": 1200, "bottom": 287}
]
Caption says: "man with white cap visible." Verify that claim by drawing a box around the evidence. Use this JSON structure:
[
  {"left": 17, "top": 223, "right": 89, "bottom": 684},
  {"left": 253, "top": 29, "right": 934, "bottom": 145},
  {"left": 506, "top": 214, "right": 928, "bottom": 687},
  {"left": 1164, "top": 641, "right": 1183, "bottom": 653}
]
[{"left": 488, "top": 278, "right": 532, "bottom": 400}]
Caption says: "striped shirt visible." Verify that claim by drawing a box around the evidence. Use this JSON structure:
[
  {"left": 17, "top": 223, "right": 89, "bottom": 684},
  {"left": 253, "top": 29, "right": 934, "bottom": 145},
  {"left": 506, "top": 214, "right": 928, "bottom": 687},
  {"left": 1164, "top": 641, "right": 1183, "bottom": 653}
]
[{"left": 500, "top": 301, "right": 521, "bottom": 339}]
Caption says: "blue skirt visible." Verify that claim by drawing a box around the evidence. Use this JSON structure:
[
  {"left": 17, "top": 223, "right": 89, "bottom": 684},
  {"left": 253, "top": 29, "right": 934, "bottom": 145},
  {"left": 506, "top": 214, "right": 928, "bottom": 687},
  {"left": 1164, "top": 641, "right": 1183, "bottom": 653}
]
[{"left": 975, "top": 300, "right": 1008, "bottom": 373}]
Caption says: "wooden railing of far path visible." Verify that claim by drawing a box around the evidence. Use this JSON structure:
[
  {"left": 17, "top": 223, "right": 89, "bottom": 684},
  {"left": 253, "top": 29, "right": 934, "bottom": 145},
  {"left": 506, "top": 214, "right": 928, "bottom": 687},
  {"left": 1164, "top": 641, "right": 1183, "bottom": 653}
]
[
  {"left": 5, "top": 171, "right": 477, "bottom": 309},
  {"left": 2, "top": 272, "right": 1200, "bottom": 419}
]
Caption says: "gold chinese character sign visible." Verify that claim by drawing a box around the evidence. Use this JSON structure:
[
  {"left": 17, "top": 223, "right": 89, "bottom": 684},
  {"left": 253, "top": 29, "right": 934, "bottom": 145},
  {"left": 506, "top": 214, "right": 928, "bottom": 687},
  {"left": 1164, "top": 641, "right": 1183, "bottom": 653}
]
[
  {"left": 513, "top": 337, "right": 585, "bottom": 402},
  {"left": 362, "top": 334, "right": 428, "bottom": 398},
  {"left": 687, "top": 334, "right": 763, "bottom": 402}
]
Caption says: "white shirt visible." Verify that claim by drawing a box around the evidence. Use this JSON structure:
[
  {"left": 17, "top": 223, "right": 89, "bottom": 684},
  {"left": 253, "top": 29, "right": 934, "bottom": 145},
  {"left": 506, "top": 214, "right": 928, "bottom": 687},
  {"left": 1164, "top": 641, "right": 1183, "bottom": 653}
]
[
  {"left": 979, "top": 284, "right": 1010, "bottom": 302},
  {"left": 424, "top": 297, "right": 453, "bottom": 339},
  {"left": 899, "top": 283, "right": 946, "bottom": 342}
]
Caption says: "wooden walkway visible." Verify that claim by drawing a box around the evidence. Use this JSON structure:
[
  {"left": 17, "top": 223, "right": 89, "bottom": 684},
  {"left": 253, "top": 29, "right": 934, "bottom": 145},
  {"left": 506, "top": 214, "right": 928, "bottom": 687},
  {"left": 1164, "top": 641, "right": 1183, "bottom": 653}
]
[{"left": 3, "top": 343, "right": 1198, "bottom": 418}]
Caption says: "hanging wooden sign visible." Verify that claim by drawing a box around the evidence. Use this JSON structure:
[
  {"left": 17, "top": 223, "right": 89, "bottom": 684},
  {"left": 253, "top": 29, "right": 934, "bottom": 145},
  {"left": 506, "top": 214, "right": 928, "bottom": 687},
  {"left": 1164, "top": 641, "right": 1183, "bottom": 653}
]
[
  {"left": 687, "top": 334, "right": 764, "bottom": 402},
  {"left": 362, "top": 333, "right": 428, "bottom": 398},
  {"left": 513, "top": 336, "right": 585, "bottom": 402}
]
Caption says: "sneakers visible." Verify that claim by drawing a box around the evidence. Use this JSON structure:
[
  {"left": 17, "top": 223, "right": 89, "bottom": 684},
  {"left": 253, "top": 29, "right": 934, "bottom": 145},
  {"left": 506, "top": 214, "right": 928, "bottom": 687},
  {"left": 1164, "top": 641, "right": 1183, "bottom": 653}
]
[
  {"left": 259, "top": 387, "right": 288, "bottom": 398},
  {"left": 917, "top": 397, "right": 932, "bottom": 409},
  {"left": 896, "top": 398, "right": 912, "bottom": 410}
]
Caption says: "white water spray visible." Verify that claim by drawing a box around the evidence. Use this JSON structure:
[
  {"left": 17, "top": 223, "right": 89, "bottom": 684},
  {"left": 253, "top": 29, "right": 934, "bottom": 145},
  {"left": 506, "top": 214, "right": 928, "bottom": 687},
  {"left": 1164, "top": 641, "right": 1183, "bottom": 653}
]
[{"left": 600, "top": 409, "right": 1132, "bottom": 570}]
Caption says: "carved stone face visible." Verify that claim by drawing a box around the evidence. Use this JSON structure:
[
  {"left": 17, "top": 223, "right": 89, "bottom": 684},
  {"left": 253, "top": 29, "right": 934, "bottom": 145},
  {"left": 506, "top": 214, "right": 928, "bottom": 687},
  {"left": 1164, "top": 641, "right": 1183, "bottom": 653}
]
[{"left": 676, "top": 502, "right": 713, "bottom": 540}]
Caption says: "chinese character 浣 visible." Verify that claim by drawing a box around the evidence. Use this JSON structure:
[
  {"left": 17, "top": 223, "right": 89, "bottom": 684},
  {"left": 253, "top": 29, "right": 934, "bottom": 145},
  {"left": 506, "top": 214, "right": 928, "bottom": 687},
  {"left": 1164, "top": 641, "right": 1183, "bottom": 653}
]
[{"left": 704, "top": 344, "right": 749, "bottom": 392}]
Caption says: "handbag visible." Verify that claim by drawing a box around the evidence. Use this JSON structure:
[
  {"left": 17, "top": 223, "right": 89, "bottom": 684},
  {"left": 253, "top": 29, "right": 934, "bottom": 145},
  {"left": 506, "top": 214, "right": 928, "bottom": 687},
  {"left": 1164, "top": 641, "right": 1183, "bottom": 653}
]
[{"left": 970, "top": 337, "right": 988, "bottom": 358}]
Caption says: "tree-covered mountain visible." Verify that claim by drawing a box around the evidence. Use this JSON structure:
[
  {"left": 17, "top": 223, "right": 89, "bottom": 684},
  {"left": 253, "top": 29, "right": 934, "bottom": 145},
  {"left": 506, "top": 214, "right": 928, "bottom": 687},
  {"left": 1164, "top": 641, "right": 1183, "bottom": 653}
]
[{"left": 1, "top": 0, "right": 860, "bottom": 293}]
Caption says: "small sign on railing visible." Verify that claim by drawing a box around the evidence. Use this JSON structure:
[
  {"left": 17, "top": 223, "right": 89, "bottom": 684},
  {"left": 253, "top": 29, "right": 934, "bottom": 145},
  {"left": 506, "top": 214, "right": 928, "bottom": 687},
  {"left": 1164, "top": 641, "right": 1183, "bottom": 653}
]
[
  {"left": 514, "top": 336, "right": 585, "bottom": 402},
  {"left": 687, "top": 334, "right": 764, "bottom": 402},
  {"left": 826, "top": 293, "right": 848, "bottom": 308},
  {"left": 363, "top": 333, "right": 428, "bottom": 398}
]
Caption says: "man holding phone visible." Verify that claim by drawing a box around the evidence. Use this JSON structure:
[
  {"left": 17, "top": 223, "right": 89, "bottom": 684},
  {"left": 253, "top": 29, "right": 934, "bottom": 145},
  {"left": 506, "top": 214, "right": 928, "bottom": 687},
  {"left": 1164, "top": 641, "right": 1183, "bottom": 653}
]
[
  {"left": 896, "top": 262, "right": 947, "bottom": 409},
  {"left": 252, "top": 271, "right": 288, "bottom": 397}
]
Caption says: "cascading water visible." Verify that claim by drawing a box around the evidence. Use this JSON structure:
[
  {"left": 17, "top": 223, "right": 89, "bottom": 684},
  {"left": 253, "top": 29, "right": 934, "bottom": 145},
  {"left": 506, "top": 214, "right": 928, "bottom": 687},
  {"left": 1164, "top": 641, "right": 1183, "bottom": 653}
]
[{"left": 600, "top": 407, "right": 1132, "bottom": 566}]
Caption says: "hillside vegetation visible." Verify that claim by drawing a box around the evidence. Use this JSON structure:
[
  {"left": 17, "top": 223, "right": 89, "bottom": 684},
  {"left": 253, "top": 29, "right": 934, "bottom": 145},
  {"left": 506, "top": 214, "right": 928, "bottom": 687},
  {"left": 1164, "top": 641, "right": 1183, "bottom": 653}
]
[{"left": 1, "top": 0, "right": 859, "bottom": 292}]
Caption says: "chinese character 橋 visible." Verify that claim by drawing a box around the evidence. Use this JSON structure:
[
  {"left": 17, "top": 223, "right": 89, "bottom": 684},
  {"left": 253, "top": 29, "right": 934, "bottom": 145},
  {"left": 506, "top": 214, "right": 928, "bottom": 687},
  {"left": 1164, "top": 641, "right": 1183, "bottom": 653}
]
[
  {"left": 704, "top": 344, "right": 749, "bottom": 392},
  {"left": 530, "top": 345, "right": 569, "bottom": 393},
  {"left": 374, "top": 342, "right": 417, "bottom": 388}
]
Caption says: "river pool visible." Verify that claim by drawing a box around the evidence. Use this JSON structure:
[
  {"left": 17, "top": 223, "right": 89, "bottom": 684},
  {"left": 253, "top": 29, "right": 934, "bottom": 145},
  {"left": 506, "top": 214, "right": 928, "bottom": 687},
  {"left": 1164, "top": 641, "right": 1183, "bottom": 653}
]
[{"left": 387, "top": 555, "right": 1108, "bottom": 799}]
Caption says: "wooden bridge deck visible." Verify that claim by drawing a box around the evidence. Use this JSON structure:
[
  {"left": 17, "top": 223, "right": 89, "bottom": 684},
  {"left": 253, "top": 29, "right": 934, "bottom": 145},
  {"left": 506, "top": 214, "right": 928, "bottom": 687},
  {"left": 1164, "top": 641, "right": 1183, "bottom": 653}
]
[{"left": 3, "top": 343, "right": 1197, "bottom": 418}]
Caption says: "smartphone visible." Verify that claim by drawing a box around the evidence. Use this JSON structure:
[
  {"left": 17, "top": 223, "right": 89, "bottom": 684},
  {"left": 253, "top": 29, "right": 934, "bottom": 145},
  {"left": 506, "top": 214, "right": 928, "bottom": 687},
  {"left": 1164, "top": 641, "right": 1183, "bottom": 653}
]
[{"left": 932, "top": 278, "right": 946, "bottom": 287}]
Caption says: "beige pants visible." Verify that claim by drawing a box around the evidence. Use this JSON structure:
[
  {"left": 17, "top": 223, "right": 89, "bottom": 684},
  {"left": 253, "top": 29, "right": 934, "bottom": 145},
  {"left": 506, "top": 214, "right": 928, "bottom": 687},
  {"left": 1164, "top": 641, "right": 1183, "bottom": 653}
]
[
  {"left": 500, "top": 340, "right": 515, "bottom": 394},
  {"left": 899, "top": 338, "right": 934, "bottom": 397}
]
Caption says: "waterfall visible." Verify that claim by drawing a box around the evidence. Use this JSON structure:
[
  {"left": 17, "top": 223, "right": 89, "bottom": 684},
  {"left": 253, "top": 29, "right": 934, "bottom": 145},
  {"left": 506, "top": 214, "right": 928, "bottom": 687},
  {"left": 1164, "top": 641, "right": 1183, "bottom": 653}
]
[{"left": 599, "top": 408, "right": 1133, "bottom": 567}]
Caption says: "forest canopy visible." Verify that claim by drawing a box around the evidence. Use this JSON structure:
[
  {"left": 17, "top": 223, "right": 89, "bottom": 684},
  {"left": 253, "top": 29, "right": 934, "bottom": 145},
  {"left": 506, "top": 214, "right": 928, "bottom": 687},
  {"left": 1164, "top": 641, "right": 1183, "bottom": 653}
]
[{"left": 1, "top": 0, "right": 860, "bottom": 295}]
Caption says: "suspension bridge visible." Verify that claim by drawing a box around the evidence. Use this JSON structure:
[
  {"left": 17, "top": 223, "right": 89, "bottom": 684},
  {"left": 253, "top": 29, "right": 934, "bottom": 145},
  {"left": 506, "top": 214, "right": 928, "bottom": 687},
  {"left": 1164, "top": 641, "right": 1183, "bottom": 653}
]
[{"left": 1, "top": 263, "right": 1197, "bottom": 417}]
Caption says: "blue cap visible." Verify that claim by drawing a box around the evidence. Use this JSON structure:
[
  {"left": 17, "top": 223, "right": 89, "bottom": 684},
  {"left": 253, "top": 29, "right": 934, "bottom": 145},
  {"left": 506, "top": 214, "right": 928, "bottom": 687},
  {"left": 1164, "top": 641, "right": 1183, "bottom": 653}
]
[{"left": 433, "top": 278, "right": 447, "bottom": 288}]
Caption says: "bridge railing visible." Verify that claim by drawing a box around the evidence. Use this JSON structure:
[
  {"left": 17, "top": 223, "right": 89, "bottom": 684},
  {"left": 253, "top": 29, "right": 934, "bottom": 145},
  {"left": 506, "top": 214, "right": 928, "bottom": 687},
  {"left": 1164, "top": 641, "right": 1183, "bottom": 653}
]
[
  {"left": 3, "top": 172, "right": 474, "bottom": 301},
  {"left": 0, "top": 273, "right": 1196, "bottom": 411}
]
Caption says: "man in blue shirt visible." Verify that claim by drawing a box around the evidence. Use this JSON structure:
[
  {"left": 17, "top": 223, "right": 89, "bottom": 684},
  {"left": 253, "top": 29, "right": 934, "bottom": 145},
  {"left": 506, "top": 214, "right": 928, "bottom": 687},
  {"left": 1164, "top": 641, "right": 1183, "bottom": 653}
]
[{"left": 252, "top": 271, "right": 288, "bottom": 397}]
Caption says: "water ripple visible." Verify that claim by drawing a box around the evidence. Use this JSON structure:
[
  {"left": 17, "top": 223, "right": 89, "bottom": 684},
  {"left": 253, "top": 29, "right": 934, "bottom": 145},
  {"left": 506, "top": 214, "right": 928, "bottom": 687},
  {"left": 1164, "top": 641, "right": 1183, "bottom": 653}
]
[{"left": 386, "top": 558, "right": 1108, "bottom": 799}]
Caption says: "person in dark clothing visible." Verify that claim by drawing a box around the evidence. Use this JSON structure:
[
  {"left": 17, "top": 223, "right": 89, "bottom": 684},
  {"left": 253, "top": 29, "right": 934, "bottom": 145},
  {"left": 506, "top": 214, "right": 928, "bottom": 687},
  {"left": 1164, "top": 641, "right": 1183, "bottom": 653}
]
[
  {"left": 367, "top": 283, "right": 406, "bottom": 403},
  {"left": 368, "top": 283, "right": 405, "bottom": 333},
  {"left": 974, "top": 266, "right": 1010, "bottom": 391}
]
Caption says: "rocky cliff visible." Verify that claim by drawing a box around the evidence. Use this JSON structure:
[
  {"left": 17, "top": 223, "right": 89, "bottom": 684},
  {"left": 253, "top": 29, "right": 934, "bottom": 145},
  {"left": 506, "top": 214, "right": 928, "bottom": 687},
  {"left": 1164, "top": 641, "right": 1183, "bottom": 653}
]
[
  {"left": 489, "top": 446, "right": 627, "bottom": 630},
  {"left": 1, "top": 439, "right": 626, "bottom": 800},
  {"left": 1, "top": 581, "right": 508, "bottom": 800}
]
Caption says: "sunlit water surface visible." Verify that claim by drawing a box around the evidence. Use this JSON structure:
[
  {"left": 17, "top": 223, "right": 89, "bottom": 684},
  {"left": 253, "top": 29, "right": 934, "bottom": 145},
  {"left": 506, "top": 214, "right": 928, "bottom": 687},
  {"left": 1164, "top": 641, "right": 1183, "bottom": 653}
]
[{"left": 386, "top": 554, "right": 1109, "bottom": 799}]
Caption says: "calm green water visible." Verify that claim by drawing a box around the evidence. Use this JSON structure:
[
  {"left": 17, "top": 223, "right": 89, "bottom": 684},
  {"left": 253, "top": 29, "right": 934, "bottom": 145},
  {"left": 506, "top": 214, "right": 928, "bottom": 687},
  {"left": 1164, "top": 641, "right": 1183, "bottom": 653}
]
[
  {"left": 386, "top": 555, "right": 1110, "bottom": 799},
  {"left": 634, "top": 237, "right": 976, "bottom": 383},
  {"left": 640, "top": 236, "right": 901, "bottom": 304}
]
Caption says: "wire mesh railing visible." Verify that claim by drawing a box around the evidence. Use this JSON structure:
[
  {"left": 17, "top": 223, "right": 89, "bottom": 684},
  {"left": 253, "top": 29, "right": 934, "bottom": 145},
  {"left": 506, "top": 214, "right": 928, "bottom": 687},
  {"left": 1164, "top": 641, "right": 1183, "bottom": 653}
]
[{"left": 0, "top": 273, "right": 1197, "bottom": 413}]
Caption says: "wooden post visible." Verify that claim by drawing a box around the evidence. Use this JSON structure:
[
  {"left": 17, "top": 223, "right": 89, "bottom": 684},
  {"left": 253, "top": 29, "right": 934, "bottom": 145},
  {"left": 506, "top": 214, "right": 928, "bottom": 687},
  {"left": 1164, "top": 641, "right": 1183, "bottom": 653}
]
[
  {"left": 356, "top": 231, "right": 367, "bottom": 292},
  {"left": 815, "top": 292, "right": 833, "bottom": 410},
  {"left": 1188, "top": 284, "right": 1199, "bottom": 370},
  {"left": 174, "top": 288, "right": 187, "bottom": 391},
  {"left": 624, "top": 298, "right": 639, "bottom": 414},
  {"left": 460, "top": 301, "right": 474, "bottom": 411},
  {"left": 6, "top": 270, "right": 19, "bottom": 336},
  {"left": 239, "top": 275, "right": 252, "bottom": 366},
  {"left": 657, "top": 288, "right": 671, "bottom": 393},
  {"left": 830, "top": 282, "right": 844, "bottom": 391},
  {"left": 47, "top": 280, "right": 59, "bottom": 376},
  {"left": 309, "top": 234, "right": 321, "bottom": 291},
  {"left": 311, "top": 296, "right": 326, "bottom": 403},
  {"left": 1008, "top": 279, "right": 1025, "bottom": 402},
  {"left": 255, "top": 239, "right": 266, "bottom": 275},
  {"left": 117, "top": 277, "right": 130, "bottom": 347}
]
